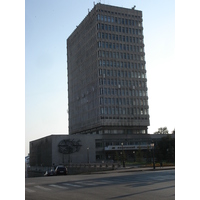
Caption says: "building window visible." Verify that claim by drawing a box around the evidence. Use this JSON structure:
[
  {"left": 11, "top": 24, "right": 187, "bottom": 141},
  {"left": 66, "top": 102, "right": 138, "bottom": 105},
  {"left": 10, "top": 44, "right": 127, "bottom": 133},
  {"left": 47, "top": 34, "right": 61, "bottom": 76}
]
[
  {"left": 99, "top": 60, "right": 102, "bottom": 66},
  {"left": 123, "top": 108, "right": 126, "bottom": 115},
  {"left": 112, "top": 107, "right": 115, "bottom": 114},
  {"left": 105, "top": 107, "right": 108, "bottom": 114},
  {"left": 108, "top": 107, "right": 111, "bottom": 114},
  {"left": 104, "top": 88, "right": 107, "bottom": 95},
  {"left": 112, "top": 98, "right": 115, "bottom": 104},
  {"left": 100, "top": 97, "right": 103, "bottom": 104},
  {"left": 99, "top": 78, "right": 103, "bottom": 85},
  {"left": 112, "top": 25, "right": 115, "bottom": 31},
  {"left": 100, "top": 88, "right": 103, "bottom": 95}
]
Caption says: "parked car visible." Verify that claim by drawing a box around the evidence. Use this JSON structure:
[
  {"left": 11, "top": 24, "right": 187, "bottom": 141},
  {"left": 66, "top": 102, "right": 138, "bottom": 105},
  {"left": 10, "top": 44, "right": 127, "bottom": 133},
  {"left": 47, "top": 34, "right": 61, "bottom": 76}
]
[
  {"left": 44, "top": 169, "right": 55, "bottom": 176},
  {"left": 55, "top": 165, "right": 67, "bottom": 175}
]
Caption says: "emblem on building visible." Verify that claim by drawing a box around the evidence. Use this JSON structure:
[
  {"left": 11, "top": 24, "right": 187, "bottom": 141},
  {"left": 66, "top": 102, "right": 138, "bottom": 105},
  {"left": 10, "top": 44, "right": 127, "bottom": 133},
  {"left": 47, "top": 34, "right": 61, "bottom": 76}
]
[{"left": 58, "top": 139, "right": 82, "bottom": 154}]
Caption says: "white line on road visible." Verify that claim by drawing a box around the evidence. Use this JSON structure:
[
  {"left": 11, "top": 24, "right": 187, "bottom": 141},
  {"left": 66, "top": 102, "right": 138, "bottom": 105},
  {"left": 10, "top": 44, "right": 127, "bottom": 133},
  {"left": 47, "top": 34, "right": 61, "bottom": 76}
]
[
  {"left": 34, "top": 185, "right": 51, "bottom": 191},
  {"left": 98, "top": 180, "right": 113, "bottom": 184},
  {"left": 90, "top": 181, "right": 113, "bottom": 186},
  {"left": 25, "top": 187, "right": 35, "bottom": 193},
  {"left": 49, "top": 184, "right": 68, "bottom": 189},
  {"left": 26, "top": 182, "right": 35, "bottom": 185},
  {"left": 63, "top": 183, "right": 83, "bottom": 188},
  {"left": 75, "top": 181, "right": 98, "bottom": 186}
]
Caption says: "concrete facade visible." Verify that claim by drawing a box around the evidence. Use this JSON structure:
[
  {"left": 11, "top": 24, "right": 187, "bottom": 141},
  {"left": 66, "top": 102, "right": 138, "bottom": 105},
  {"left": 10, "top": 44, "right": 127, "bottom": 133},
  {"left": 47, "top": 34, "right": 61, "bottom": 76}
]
[
  {"left": 30, "top": 134, "right": 99, "bottom": 166},
  {"left": 29, "top": 134, "right": 174, "bottom": 167},
  {"left": 67, "top": 3, "right": 150, "bottom": 135}
]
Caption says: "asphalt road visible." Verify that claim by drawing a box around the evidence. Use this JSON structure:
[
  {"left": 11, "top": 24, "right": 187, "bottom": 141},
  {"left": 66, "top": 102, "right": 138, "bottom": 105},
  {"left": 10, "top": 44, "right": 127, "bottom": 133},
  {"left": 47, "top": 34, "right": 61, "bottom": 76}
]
[{"left": 25, "top": 169, "right": 175, "bottom": 200}]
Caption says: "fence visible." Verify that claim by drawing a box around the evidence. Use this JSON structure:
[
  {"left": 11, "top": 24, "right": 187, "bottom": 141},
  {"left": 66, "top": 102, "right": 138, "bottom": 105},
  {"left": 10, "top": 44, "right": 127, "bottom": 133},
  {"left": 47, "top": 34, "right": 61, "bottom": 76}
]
[
  {"left": 27, "top": 162, "right": 121, "bottom": 177},
  {"left": 66, "top": 163, "right": 121, "bottom": 174}
]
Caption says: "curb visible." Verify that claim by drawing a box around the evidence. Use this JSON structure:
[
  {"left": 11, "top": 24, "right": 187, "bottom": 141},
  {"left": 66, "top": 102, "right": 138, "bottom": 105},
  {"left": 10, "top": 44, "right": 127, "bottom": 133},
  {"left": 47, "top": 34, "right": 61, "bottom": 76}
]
[{"left": 91, "top": 166, "right": 175, "bottom": 174}]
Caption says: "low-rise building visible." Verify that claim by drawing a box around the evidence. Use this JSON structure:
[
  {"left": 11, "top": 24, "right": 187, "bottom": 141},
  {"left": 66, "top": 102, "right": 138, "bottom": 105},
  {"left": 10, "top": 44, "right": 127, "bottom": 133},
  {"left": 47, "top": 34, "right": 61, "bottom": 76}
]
[{"left": 29, "top": 133, "right": 174, "bottom": 167}]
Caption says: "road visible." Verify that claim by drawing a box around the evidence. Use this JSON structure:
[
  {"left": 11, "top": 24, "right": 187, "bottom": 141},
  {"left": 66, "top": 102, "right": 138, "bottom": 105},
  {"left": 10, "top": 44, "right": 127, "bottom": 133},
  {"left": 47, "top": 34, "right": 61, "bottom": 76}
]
[{"left": 25, "top": 169, "right": 175, "bottom": 200}]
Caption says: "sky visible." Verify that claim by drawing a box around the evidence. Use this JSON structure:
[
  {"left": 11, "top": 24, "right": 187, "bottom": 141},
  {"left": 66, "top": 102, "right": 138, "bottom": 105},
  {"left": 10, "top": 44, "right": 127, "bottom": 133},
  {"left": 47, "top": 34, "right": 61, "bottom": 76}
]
[
  {"left": 2, "top": 0, "right": 200, "bottom": 199},
  {"left": 25, "top": 0, "right": 175, "bottom": 156}
]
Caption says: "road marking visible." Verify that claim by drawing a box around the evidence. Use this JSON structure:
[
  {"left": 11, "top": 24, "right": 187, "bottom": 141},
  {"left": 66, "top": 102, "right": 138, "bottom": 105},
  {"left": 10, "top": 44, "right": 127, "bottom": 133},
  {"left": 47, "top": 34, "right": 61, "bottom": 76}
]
[
  {"left": 114, "top": 179, "right": 127, "bottom": 183},
  {"left": 34, "top": 185, "right": 51, "bottom": 191},
  {"left": 63, "top": 183, "right": 83, "bottom": 188},
  {"left": 49, "top": 184, "right": 68, "bottom": 189},
  {"left": 25, "top": 187, "right": 35, "bottom": 193},
  {"left": 166, "top": 175, "right": 175, "bottom": 179},
  {"left": 150, "top": 176, "right": 173, "bottom": 181},
  {"left": 98, "top": 180, "right": 113, "bottom": 184},
  {"left": 75, "top": 181, "right": 98, "bottom": 186},
  {"left": 26, "top": 182, "right": 35, "bottom": 185}
]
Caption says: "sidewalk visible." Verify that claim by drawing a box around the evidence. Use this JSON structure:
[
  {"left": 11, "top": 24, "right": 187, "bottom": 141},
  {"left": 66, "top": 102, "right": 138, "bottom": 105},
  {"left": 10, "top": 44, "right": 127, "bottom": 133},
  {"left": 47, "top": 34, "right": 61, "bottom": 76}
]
[{"left": 92, "top": 165, "right": 175, "bottom": 174}]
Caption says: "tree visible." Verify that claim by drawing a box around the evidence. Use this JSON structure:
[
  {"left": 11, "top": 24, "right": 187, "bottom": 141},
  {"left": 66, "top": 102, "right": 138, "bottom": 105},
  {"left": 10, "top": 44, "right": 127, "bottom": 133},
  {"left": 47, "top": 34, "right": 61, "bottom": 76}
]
[
  {"left": 155, "top": 135, "right": 175, "bottom": 163},
  {"left": 136, "top": 147, "right": 143, "bottom": 163},
  {"left": 154, "top": 127, "right": 169, "bottom": 134},
  {"left": 114, "top": 151, "right": 120, "bottom": 162},
  {"left": 145, "top": 146, "right": 151, "bottom": 163}
]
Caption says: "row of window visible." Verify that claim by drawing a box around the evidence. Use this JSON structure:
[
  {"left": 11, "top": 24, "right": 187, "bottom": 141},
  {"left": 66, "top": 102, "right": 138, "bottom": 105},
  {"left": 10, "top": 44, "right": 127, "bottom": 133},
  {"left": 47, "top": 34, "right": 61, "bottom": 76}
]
[
  {"left": 98, "top": 43, "right": 143, "bottom": 54},
  {"left": 99, "top": 97, "right": 148, "bottom": 106},
  {"left": 97, "top": 14, "right": 142, "bottom": 27},
  {"left": 99, "top": 87, "right": 148, "bottom": 97},
  {"left": 97, "top": 23, "right": 143, "bottom": 35},
  {"left": 96, "top": 140, "right": 148, "bottom": 148},
  {"left": 98, "top": 43, "right": 144, "bottom": 60},
  {"left": 98, "top": 55, "right": 145, "bottom": 69},
  {"left": 99, "top": 78, "right": 147, "bottom": 88},
  {"left": 98, "top": 52, "right": 144, "bottom": 61},
  {"left": 99, "top": 69, "right": 146, "bottom": 79},
  {"left": 98, "top": 32, "right": 143, "bottom": 44},
  {"left": 100, "top": 106, "right": 149, "bottom": 116}
]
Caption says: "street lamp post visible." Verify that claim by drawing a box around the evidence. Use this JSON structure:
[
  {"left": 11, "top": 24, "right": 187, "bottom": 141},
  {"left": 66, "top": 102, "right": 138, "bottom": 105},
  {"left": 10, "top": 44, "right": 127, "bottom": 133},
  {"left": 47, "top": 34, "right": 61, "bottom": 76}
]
[
  {"left": 133, "top": 151, "right": 135, "bottom": 162},
  {"left": 87, "top": 147, "right": 90, "bottom": 163},
  {"left": 151, "top": 142, "right": 155, "bottom": 170},
  {"left": 121, "top": 143, "right": 125, "bottom": 167}
]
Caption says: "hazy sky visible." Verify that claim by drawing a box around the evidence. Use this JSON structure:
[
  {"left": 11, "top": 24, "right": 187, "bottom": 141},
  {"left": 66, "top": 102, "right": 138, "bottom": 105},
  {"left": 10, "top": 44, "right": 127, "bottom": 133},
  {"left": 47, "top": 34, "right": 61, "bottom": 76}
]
[{"left": 25, "top": 0, "right": 175, "bottom": 156}]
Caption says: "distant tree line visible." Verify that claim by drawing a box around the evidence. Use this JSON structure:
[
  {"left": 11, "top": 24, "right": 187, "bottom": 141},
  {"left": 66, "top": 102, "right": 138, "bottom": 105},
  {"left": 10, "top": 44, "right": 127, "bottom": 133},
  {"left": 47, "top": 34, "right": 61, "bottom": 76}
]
[{"left": 154, "top": 127, "right": 175, "bottom": 135}]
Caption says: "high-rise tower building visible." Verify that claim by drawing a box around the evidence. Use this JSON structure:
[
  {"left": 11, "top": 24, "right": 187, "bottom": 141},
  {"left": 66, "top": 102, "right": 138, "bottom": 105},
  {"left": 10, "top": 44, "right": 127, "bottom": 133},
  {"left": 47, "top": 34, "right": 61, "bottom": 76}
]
[{"left": 67, "top": 3, "right": 149, "bottom": 135}]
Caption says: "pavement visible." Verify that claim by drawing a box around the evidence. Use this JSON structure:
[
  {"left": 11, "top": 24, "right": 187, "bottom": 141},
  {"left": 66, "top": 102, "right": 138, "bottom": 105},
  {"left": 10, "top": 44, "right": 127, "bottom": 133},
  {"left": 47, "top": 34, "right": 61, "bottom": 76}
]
[
  {"left": 26, "top": 167, "right": 175, "bottom": 200},
  {"left": 91, "top": 165, "right": 175, "bottom": 174}
]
